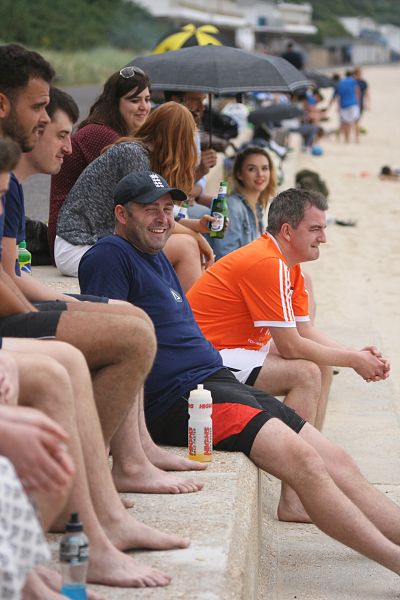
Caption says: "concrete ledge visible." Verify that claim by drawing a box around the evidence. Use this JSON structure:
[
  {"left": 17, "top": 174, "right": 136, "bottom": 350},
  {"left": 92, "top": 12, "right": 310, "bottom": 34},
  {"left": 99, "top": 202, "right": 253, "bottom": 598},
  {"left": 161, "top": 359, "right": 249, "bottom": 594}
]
[
  {"left": 47, "top": 450, "right": 261, "bottom": 599},
  {"left": 32, "top": 264, "right": 80, "bottom": 293}
]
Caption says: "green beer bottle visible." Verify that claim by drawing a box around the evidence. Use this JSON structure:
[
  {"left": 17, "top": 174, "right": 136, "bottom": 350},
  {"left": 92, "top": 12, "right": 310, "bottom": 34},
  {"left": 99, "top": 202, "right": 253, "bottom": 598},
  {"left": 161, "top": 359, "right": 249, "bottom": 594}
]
[{"left": 209, "top": 180, "right": 228, "bottom": 239}]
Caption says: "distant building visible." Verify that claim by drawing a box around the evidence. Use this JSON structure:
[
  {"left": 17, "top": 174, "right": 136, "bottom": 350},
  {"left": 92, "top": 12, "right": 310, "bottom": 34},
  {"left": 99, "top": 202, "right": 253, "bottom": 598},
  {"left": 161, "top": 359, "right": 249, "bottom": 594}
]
[
  {"left": 136, "top": 0, "right": 247, "bottom": 48},
  {"left": 134, "top": 0, "right": 317, "bottom": 52},
  {"left": 238, "top": 1, "right": 316, "bottom": 53},
  {"left": 340, "top": 16, "right": 400, "bottom": 61},
  {"left": 324, "top": 36, "right": 390, "bottom": 66}
]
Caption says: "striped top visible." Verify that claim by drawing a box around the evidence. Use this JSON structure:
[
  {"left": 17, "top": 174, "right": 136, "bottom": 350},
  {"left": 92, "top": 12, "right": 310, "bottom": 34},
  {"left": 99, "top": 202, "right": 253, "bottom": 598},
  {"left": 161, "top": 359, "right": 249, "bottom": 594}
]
[{"left": 187, "top": 232, "right": 309, "bottom": 351}]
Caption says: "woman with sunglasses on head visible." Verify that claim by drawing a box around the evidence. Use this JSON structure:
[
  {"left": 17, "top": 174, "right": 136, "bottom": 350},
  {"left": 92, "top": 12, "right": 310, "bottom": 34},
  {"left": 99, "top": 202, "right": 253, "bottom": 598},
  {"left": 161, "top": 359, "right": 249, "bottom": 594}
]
[
  {"left": 211, "top": 145, "right": 277, "bottom": 260},
  {"left": 55, "top": 101, "right": 215, "bottom": 290},
  {"left": 48, "top": 66, "right": 151, "bottom": 258}
]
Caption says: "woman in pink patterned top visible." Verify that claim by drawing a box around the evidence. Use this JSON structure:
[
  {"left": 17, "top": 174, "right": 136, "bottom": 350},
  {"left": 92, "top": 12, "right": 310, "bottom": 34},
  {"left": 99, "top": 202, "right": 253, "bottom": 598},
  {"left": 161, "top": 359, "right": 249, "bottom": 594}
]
[{"left": 48, "top": 67, "right": 151, "bottom": 257}]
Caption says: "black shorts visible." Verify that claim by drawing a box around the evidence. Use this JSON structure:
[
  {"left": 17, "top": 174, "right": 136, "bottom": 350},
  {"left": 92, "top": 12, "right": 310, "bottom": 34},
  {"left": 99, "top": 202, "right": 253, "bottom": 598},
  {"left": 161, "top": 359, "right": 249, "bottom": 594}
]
[
  {"left": 0, "top": 311, "right": 63, "bottom": 339},
  {"left": 148, "top": 368, "right": 306, "bottom": 457},
  {"left": 0, "top": 294, "right": 108, "bottom": 339}
]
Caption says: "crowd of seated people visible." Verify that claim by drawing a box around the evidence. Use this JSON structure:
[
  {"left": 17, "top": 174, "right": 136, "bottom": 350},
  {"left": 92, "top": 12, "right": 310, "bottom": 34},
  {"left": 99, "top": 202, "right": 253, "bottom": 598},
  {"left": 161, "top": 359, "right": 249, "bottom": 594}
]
[{"left": 1, "top": 41, "right": 399, "bottom": 600}]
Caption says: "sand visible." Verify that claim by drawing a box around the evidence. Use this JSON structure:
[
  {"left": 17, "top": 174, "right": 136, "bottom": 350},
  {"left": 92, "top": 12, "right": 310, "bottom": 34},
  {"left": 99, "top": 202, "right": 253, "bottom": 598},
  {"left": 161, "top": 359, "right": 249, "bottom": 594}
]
[{"left": 295, "top": 64, "right": 400, "bottom": 401}]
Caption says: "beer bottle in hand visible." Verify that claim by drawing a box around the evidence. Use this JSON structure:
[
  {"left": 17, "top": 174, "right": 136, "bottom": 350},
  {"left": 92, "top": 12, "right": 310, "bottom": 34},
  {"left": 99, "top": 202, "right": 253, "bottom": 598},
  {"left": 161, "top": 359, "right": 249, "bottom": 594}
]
[{"left": 209, "top": 181, "right": 228, "bottom": 239}]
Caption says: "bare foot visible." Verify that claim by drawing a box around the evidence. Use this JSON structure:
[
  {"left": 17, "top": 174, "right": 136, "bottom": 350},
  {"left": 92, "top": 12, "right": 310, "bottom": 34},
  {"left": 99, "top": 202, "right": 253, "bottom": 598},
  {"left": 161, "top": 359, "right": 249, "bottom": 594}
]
[
  {"left": 112, "top": 460, "right": 204, "bottom": 494},
  {"left": 277, "top": 498, "right": 312, "bottom": 524},
  {"left": 121, "top": 496, "right": 135, "bottom": 509},
  {"left": 88, "top": 543, "right": 171, "bottom": 588},
  {"left": 35, "top": 566, "right": 104, "bottom": 600},
  {"left": 104, "top": 511, "right": 190, "bottom": 551},
  {"left": 145, "top": 444, "right": 208, "bottom": 472},
  {"left": 23, "top": 571, "right": 66, "bottom": 600}
]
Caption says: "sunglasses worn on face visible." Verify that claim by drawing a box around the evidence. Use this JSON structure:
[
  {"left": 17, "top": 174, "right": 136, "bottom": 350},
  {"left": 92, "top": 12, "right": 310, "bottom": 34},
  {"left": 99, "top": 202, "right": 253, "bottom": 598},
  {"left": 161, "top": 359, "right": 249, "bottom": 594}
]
[{"left": 119, "top": 66, "right": 145, "bottom": 79}]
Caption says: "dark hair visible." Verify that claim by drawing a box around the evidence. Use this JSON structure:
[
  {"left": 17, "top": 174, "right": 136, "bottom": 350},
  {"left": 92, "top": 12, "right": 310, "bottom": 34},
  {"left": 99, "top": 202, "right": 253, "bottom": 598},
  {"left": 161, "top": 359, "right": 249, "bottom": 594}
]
[
  {"left": 47, "top": 87, "right": 79, "bottom": 123},
  {"left": 0, "top": 137, "right": 21, "bottom": 173},
  {"left": 267, "top": 188, "right": 328, "bottom": 235},
  {"left": 78, "top": 69, "right": 150, "bottom": 136},
  {"left": 381, "top": 165, "right": 391, "bottom": 176},
  {"left": 164, "top": 91, "right": 185, "bottom": 103},
  {"left": 0, "top": 43, "right": 54, "bottom": 99}
]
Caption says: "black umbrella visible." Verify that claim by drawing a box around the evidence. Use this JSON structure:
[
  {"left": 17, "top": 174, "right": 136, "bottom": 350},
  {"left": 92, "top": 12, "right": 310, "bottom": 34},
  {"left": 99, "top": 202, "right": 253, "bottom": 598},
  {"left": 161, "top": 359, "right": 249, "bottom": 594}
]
[
  {"left": 248, "top": 104, "right": 304, "bottom": 127},
  {"left": 302, "top": 70, "right": 335, "bottom": 89},
  {"left": 128, "top": 45, "right": 310, "bottom": 145}
]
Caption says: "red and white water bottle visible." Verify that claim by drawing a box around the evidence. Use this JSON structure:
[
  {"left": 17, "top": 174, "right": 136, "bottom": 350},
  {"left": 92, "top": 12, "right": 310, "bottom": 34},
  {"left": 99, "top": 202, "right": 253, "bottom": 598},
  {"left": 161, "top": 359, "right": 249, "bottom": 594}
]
[{"left": 188, "top": 384, "right": 213, "bottom": 462}]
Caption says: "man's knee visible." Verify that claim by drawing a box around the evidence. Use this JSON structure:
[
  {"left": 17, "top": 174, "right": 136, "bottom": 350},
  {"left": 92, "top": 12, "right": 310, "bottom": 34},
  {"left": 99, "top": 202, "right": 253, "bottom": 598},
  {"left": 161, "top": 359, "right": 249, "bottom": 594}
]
[
  {"left": 118, "top": 316, "right": 157, "bottom": 372},
  {"left": 291, "top": 445, "right": 328, "bottom": 487},
  {"left": 298, "top": 360, "right": 322, "bottom": 390},
  {"left": 18, "top": 355, "right": 72, "bottom": 409}
]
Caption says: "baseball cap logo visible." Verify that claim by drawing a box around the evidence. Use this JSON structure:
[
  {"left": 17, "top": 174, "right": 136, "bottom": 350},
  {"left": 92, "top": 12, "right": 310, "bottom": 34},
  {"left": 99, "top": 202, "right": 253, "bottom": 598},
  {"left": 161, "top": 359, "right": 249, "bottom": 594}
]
[{"left": 150, "top": 173, "right": 165, "bottom": 188}]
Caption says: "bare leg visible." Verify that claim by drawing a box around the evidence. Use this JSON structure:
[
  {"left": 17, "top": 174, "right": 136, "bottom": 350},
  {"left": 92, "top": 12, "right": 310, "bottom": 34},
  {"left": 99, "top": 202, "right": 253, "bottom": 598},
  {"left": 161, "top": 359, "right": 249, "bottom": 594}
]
[
  {"left": 254, "top": 352, "right": 321, "bottom": 423},
  {"left": 111, "top": 389, "right": 204, "bottom": 493},
  {"left": 251, "top": 419, "right": 400, "bottom": 574},
  {"left": 164, "top": 233, "right": 202, "bottom": 292},
  {"left": 55, "top": 308, "right": 156, "bottom": 445},
  {"left": 314, "top": 365, "right": 333, "bottom": 431},
  {"left": 5, "top": 339, "right": 174, "bottom": 588},
  {"left": 138, "top": 394, "right": 207, "bottom": 472},
  {"left": 300, "top": 424, "right": 400, "bottom": 544},
  {"left": 254, "top": 352, "right": 322, "bottom": 522}
]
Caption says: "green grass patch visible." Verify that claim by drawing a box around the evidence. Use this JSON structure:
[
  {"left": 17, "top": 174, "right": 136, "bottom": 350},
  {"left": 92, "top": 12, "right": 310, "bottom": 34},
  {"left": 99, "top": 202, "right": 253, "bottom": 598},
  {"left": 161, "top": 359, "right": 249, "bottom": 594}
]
[{"left": 40, "top": 46, "right": 143, "bottom": 86}]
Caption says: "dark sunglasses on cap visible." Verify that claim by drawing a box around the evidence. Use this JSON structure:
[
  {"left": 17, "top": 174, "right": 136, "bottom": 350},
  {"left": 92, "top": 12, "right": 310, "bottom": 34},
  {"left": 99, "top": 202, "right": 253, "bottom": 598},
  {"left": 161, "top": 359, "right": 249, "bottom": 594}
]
[{"left": 119, "top": 66, "right": 145, "bottom": 79}]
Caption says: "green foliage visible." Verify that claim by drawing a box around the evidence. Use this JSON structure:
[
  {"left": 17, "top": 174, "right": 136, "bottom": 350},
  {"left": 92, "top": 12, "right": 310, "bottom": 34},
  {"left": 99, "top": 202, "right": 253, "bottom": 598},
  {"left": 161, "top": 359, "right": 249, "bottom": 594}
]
[
  {"left": 0, "top": 0, "right": 166, "bottom": 51},
  {"left": 40, "top": 47, "right": 136, "bottom": 86},
  {"left": 286, "top": 0, "right": 400, "bottom": 42}
]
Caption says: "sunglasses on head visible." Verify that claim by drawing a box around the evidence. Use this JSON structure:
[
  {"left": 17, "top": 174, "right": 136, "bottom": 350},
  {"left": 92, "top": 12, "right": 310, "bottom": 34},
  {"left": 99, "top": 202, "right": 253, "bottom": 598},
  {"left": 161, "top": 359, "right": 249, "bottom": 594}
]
[{"left": 119, "top": 66, "right": 145, "bottom": 79}]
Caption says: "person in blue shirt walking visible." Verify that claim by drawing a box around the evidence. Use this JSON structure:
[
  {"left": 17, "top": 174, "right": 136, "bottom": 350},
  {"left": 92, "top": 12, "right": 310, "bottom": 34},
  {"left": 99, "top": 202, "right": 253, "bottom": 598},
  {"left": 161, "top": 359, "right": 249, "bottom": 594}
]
[{"left": 331, "top": 71, "right": 360, "bottom": 143}]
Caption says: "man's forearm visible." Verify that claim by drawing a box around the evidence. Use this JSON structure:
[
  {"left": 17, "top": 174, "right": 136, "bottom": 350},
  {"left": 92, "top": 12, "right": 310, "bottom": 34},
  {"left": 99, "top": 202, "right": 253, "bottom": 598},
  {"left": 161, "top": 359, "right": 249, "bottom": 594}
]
[
  {"left": 272, "top": 325, "right": 357, "bottom": 368},
  {"left": 18, "top": 273, "right": 79, "bottom": 303},
  {"left": 297, "top": 322, "right": 349, "bottom": 351}
]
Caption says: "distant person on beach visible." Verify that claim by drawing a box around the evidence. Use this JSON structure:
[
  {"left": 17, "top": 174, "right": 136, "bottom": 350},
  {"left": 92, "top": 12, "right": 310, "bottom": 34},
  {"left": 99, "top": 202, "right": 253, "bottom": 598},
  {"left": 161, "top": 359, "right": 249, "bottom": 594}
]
[
  {"left": 353, "top": 66, "right": 370, "bottom": 120},
  {"left": 379, "top": 165, "right": 400, "bottom": 180},
  {"left": 281, "top": 41, "right": 304, "bottom": 71},
  {"left": 48, "top": 66, "right": 152, "bottom": 258},
  {"left": 330, "top": 70, "right": 360, "bottom": 143},
  {"left": 79, "top": 169, "right": 400, "bottom": 583}
]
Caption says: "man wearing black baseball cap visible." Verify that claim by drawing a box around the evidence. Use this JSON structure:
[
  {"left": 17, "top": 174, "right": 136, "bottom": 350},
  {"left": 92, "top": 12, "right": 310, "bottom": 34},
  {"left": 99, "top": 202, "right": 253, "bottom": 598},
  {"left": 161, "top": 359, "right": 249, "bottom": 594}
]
[{"left": 111, "top": 170, "right": 187, "bottom": 255}]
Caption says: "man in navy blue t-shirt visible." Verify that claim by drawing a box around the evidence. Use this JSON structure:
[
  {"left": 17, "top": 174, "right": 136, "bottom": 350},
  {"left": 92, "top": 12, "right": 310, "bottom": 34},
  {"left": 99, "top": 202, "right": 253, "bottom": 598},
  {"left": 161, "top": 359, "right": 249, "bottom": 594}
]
[{"left": 78, "top": 170, "right": 400, "bottom": 570}]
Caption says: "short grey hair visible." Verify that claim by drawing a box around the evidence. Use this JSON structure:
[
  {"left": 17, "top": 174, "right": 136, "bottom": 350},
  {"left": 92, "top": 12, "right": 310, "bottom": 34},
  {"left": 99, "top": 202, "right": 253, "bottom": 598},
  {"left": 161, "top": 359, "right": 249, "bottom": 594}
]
[{"left": 267, "top": 188, "right": 328, "bottom": 236}]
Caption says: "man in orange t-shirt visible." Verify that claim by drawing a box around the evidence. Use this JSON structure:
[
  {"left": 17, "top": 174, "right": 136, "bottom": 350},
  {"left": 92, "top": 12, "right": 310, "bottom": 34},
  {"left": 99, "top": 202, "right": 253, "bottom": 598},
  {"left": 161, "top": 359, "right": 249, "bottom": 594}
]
[{"left": 188, "top": 188, "right": 389, "bottom": 430}]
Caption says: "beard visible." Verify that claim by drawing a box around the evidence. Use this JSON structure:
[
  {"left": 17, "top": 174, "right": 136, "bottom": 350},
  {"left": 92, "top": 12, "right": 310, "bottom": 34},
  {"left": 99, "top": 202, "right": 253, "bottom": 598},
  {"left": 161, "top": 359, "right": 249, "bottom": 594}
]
[{"left": 1, "top": 107, "right": 34, "bottom": 152}]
